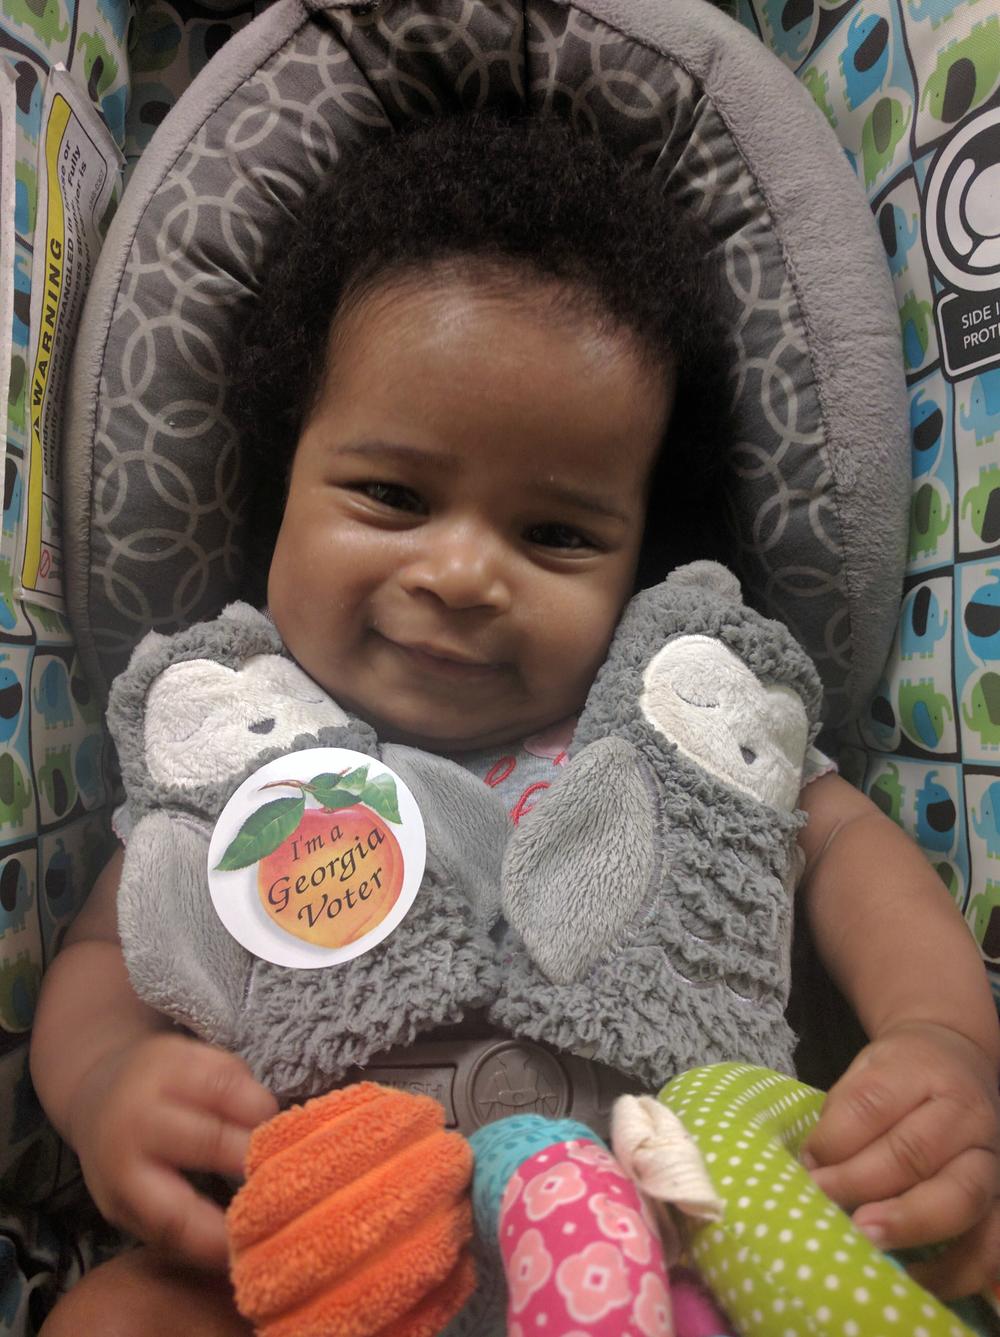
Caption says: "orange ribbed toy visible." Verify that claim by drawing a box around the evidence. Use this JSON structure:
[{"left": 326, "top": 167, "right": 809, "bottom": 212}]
[{"left": 227, "top": 1083, "right": 476, "bottom": 1337}]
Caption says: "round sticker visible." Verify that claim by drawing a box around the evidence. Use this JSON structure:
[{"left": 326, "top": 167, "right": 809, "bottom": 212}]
[{"left": 207, "top": 747, "right": 426, "bottom": 969}]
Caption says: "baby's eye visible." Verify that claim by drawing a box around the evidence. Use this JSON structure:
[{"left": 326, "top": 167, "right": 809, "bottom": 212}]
[
  {"left": 355, "top": 481, "right": 426, "bottom": 514},
  {"left": 526, "top": 523, "right": 592, "bottom": 551}
]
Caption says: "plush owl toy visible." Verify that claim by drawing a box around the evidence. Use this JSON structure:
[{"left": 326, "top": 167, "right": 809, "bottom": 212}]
[
  {"left": 105, "top": 603, "right": 508, "bottom": 1099},
  {"left": 105, "top": 562, "right": 827, "bottom": 1336},
  {"left": 493, "top": 559, "right": 824, "bottom": 1088}
]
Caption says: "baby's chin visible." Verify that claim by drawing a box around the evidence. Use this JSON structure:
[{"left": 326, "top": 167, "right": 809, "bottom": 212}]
[{"left": 352, "top": 699, "right": 566, "bottom": 756}]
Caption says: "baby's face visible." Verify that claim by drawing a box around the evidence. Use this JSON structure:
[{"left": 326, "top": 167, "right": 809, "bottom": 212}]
[{"left": 267, "top": 277, "right": 672, "bottom": 751}]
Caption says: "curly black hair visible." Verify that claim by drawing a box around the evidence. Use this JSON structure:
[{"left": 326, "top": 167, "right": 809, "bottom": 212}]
[{"left": 232, "top": 111, "right": 734, "bottom": 595}]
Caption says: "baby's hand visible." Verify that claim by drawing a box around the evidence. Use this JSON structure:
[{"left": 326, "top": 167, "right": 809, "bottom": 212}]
[
  {"left": 70, "top": 1032, "right": 278, "bottom": 1271},
  {"left": 799, "top": 1021, "right": 1000, "bottom": 1299}
]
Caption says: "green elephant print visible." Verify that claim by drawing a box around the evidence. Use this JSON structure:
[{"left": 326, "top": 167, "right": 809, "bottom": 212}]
[
  {"left": 921, "top": 18, "right": 1000, "bottom": 124},
  {"left": 861, "top": 95, "right": 911, "bottom": 188},
  {"left": 869, "top": 763, "right": 904, "bottom": 823},
  {"left": 898, "top": 291, "right": 934, "bottom": 371},
  {"left": 899, "top": 678, "right": 954, "bottom": 749},
  {"left": 964, "top": 671, "right": 1000, "bottom": 748},
  {"left": 6, "top": 0, "right": 68, "bottom": 46},
  {"left": 0, "top": 752, "right": 31, "bottom": 830},
  {"left": 802, "top": 66, "right": 837, "bottom": 127},
  {"left": 0, "top": 953, "right": 42, "bottom": 1032},
  {"left": 968, "top": 879, "right": 1000, "bottom": 959},
  {"left": 909, "top": 482, "right": 951, "bottom": 559},
  {"left": 962, "top": 466, "right": 1000, "bottom": 545}
]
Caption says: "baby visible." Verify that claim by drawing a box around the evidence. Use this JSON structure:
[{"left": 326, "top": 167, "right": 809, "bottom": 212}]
[{"left": 31, "top": 114, "right": 1000, "bottom": 1334}]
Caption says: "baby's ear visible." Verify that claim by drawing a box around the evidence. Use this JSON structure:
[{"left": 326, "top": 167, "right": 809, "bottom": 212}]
[{"left": 665, "top": 561, "right": 742, "bottom": 602}]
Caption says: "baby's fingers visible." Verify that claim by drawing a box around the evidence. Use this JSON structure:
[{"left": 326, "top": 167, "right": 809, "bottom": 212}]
[
  {"left": 851, "top": 1145, "right": 996, "bottom": 1254},
  {"left": 801, "top": 1055, "right": 921, "bottom": 1172},
  {"left": 112, "top": 1162, "right": 231, "bottom": 1271},
  {"left": 908, "top": 1200, "right": 1000, "bottom": 1301},
  {"left": 808, "top": 1093, "right": 993, "bottom": 1212},
  {"left": 157, "top": 1039, "right": 278, "bottom": 1130},
  {"left": 145, "top": 1100, "right": 253, "bottom": 1180}
]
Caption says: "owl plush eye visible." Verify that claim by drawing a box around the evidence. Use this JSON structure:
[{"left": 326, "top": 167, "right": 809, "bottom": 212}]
[
  {"left": 143, "top": 655, "right": 346, "bottom": 789},
  {"left": 639, "top": 635, "right": 808, "bottom": 810}
]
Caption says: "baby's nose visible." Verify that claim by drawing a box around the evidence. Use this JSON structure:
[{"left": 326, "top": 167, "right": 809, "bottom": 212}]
[{"left": 401, "top": 528, "right": 512, "bottom": 611}]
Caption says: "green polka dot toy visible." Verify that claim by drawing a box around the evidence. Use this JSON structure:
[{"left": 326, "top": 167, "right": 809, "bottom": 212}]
[{"left": 659, "top": 1063, "right": 975, "bottom": 1337}]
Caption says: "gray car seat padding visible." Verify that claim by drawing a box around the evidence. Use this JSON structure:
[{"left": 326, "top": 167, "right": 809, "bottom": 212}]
[{"left": 64, "top": 0, "right": 909, "bottom": 726}]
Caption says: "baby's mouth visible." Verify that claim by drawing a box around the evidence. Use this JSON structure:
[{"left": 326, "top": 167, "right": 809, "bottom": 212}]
[{"left": 378, "top": 633, "right": 504, "bottom": 680}]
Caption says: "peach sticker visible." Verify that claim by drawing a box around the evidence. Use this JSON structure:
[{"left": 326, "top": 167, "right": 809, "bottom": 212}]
[{"left": 207, "top": 747, "right": 425, "bottom": 968}]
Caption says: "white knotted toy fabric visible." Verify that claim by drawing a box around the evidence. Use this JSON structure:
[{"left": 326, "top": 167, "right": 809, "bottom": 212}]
[{"left": 611, "top": 1093, "right": 724, "bottom": 1222}]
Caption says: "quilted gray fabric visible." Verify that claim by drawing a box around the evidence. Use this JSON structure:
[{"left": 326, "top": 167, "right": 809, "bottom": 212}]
[{"left": 65, "top": 0, "right": 909, "bottom": 725}]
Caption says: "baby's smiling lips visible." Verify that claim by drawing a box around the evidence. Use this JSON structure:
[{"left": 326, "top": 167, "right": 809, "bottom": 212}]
[{"left": 380, "top": 634, "right": 503, "bottom": 680}]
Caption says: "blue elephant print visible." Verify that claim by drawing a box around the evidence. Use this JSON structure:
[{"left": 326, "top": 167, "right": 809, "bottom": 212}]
[
  {"left": 973, "top": 780, "right": 1000, "bottom": 858},
  {"left": 12, "top": 254, "right": 31, "bottom": 360},
  {"left": 965, "top": 569, "right": 1000, "bottom": 660},
  {"left": 906, "top": 0, "right": 964, "bottom": 25},
  {"left": 910, "top": 388, "right": 944, "bottom": 478},
  {"left": 96, "top": 0, "right": 130, "bottom": 43},
  {"left": 915, "top": 771, "right": 957, "bottom": 852},
  {"left": 761, "top": 0, "right": 816, "bottom": 63},
  {"left": 960, "top": 369, "right": 1000, "bottom": 446},
  {"left": 900, "top": 585, "right": 948, "bottom": 658},
  {"left": 33, "top": 658, "right": 73, "bottom": 729},
  {"left": 839, "top": 11, "right": 890, "bottom": 109},
  {"left": 878, "top": 202, "right": 919, "bottom": 278},
  {"left": 74, "top": 732, "right": 105, "bottom": 808},
  {"left": 862, "top": 675, "right": 901, "bottom": 749},
  {"left": 0, "top": 656, "right": 23, "bottom": 744}
]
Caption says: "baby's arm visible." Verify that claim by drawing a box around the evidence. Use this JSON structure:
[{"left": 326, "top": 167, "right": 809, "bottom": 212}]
[
  {"left": 797, "top": 773, "right": 1000, "bottom": 1297},
  {"left": 30, "top": 849, "right": 277, "bottom": 1270}
]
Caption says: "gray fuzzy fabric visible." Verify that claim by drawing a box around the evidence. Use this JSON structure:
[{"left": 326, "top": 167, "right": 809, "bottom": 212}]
[
  {"left": 491, "top": 562, "right": 822, "bottom": 1087},
  {"left": 107, "top": 603, "right": 506, "bottom": 1100},
  {"left": 108, "top": 566, "right": 821, "bottom": 1103}
]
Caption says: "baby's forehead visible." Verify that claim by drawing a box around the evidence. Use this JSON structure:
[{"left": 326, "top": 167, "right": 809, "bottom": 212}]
[{"left": 306, "top": 278, "right": 671, "bottom": 495}]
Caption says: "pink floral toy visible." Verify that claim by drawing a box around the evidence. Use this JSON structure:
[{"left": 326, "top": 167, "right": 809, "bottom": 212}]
[{"left": 468, "top": 1113, "right": 734, "bottom": 1337}]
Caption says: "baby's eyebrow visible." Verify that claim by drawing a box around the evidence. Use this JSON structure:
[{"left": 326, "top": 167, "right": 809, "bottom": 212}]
[{"left": 337, "top": 439, "right": 455, "bottom": 470}]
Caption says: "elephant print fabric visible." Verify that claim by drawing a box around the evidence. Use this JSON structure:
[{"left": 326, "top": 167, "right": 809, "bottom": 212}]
[{"left": 741, "top": 0, "right": 1000, "bottom": 1000}]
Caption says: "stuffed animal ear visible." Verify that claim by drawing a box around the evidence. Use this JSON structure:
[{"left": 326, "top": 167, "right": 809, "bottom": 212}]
[
  {"left": 127, "top": 628, "right": 170, "bottom": 669},
  {"left": 664, "top": 561, "right": 742, "bottom": 602},
  {"left": 218, "top": 601, "right": 274, "bottom": 631}
]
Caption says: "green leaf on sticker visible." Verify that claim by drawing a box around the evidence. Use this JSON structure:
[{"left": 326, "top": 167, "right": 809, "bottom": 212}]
[
  {"left": 361, "top": 773, "right": 401, "bottom": 824},
  {"left": 312, "top": 785, "right": 363, "bottom": 812},
  {"left": 338, "top": 766, "right": 370, "bottom": 794},
  {"left": 215, "top": 796, "right": 305, "bottom": 871}
]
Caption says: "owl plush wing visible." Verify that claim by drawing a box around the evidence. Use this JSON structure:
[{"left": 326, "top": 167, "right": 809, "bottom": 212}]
[
  {"left": 501, "top": 735, "right": 656, "bottom": 984},
  {"left": 119, "top": 809, "right": 252, "bottom": 1047}
]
